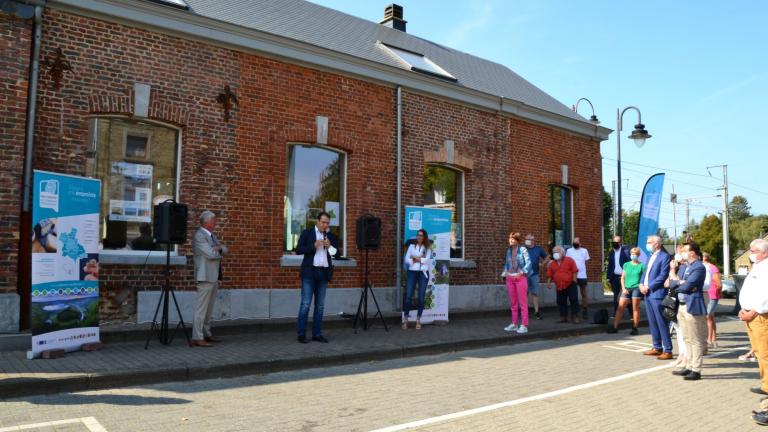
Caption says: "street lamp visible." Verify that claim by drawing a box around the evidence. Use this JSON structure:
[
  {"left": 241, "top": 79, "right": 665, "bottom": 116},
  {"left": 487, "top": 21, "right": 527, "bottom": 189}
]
[
  {"left": 616, "top": 106, "right": 651, "bottom": 238},
  {"left": 573, "top": 98, "right": 600, "bottom": 125}
]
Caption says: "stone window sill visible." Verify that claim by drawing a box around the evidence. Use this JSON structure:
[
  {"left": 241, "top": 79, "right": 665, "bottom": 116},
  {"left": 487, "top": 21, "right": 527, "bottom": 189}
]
[
  {"left": 280, "top": 255, "right": 357, "bottom": 268},
  {"left": 448, "top": 259, "right": 477, "bottom": 269},
  {"left": 99, "top": 252, "right": 187, "bottom": 266}
]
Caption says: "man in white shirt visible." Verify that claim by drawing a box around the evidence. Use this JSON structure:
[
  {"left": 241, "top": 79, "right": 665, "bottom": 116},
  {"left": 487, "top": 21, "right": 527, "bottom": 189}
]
[
  {"left": 566, "top": 237, "right": 590, "bottom": 320},
  {"left": 739, "top": 239, "right": 768, "bottom": 401}
]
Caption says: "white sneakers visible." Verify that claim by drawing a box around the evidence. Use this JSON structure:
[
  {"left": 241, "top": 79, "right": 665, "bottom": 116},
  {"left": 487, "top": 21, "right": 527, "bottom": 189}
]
[{"left": 504, "top": 323, "right": 529, "bottom": 333}]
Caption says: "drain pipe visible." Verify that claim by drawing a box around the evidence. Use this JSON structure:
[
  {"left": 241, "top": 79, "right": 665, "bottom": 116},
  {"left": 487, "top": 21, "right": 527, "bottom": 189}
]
[
  {"left": 395, "top": 86, "right": 403, "bottom": 312},
  {"left": 22, "top": 3, "right": 44, "bottom": 213}
]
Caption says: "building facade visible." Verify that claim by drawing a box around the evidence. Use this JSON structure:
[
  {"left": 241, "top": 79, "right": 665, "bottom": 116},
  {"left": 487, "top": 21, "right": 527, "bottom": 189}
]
[{"left": 0, "top": 0, "right": 610, "bottom": 332}]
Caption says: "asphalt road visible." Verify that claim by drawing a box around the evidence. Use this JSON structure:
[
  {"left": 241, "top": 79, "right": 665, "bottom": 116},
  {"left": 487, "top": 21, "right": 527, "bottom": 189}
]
[{"left": 0, "top": 317, "right": 760, "bottom": 432}]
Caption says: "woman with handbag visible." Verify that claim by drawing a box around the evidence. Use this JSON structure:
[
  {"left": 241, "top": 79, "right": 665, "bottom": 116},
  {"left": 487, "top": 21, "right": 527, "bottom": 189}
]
[
  {"left": 667, "top": 242, "right": 708, "bottom": 380},
  {"left": 502, "top": 232, "right": 532, "bottom": 333},
  {"left": 402, "top": 229, "right": 431, "bottom": 330}
]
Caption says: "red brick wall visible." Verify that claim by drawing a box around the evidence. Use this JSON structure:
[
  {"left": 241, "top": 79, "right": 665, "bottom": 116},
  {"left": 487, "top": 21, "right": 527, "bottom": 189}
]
[
  {"left": 0, "top": 14, "right": 30, "bottom": 294},
  {"left": 2, "top": 8, "right": 604, "bottom": 320},
  {"left": 400, "top": 95, "right": 603, "bottom": 284}
]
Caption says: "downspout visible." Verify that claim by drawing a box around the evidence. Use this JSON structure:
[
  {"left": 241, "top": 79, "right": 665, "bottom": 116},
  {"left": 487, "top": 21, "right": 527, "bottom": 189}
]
[
  {"left": 22, "top": 3, "right": 43, "bottom": 213},
  {"left": 395, "top": 86, "right": 402, "bottom": 311}
]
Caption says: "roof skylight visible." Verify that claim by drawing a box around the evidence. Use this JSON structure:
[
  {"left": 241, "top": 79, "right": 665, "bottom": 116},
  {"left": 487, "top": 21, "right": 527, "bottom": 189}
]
[
  {"left": 147, "top": 0, "right": 190, "bottom": 10},
  {"left": 380, "top": 43, "right": 457, "bottom": 81}
]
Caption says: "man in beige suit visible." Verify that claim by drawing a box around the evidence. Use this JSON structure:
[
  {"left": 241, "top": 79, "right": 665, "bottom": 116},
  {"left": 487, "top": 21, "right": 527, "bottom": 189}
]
[{"left": 191, "top": 210, "right": 228, "bottom": 347}]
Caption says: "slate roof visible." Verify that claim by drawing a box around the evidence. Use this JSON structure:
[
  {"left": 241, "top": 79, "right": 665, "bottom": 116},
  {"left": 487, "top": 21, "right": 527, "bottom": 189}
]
[{"left": 181, "top": 0, "right": 589, "bottom": 124}]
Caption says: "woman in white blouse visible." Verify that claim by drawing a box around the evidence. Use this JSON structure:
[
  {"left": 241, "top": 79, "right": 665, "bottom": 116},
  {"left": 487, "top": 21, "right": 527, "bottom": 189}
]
[{"left": 402, "top": 229, "right": 432, "bottom": 330}]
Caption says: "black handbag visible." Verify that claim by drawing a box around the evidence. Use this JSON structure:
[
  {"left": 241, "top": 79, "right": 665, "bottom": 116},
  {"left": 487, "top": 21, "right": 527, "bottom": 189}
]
[{"left": 661, "top": 289, "right": 679, "bottom": 322}]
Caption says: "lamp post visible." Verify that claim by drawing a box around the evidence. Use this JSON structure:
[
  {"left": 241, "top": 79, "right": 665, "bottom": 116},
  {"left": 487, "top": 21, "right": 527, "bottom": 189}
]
[
  {"left": 616, "top": 107, "right": 651, "bottom": 238},
  {"left": 574, "top": 98, "right": 600, "bottom": 125}
]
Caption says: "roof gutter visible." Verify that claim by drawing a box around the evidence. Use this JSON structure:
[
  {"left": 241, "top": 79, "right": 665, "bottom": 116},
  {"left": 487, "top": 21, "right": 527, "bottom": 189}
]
[
  {"left": 22, "top": 2, "right": 44, "bottom": 212},
  {"left": 49, "top": 0, "right": 612, "bottom": 141}
]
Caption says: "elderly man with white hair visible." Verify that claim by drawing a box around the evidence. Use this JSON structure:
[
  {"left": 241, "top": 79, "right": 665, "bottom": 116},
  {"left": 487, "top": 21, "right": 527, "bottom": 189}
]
[
  {"left": 191, "top": 210, "right": 229, "bottom": 347},
  {"left": 738, "top": 239, "right": 768, "bottom": 426},
  {"left": 639, "top": 235, "right": 673, "bottom": 360}
]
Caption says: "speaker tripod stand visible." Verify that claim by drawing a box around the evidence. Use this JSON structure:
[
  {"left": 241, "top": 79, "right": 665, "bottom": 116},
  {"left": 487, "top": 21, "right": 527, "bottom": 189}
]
[
  {"left": 353, "top": 248, "right": 389, "bottom": 332},
  {"left": 144, "top": 245, "right": 191, "bottom": 349}
]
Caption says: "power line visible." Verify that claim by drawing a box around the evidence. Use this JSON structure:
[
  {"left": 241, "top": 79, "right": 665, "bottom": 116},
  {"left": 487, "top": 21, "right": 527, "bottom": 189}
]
[{"left": 602, "top": 157, "right": 718, "bottom": 179}]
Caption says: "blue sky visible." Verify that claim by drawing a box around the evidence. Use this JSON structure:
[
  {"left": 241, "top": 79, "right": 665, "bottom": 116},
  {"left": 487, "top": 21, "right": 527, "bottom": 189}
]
[{"left": 310, "top": 0, "right": 767, "bottom": 237}]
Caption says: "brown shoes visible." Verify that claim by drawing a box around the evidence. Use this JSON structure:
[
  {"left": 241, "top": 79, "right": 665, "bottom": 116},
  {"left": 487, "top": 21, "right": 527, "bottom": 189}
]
[
  {"left": 643, "top": 348, "right": 663, "bottom": 356},
  {"left": 205, "top": 336, "right": 223, "bottom": 343},
  {"left": 190, "top": 339, "right": 213, "bottom": 347},
  {"left": 657, "top": 352, "right": 674, "bottom": 360}
]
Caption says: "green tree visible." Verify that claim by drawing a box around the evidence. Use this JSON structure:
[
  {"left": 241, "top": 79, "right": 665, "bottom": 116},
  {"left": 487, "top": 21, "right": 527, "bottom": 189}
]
[
  {"left": 602, "top": 188, "right": 613, "bottom": 250},
  {"left": 693, "top": 214, "right": 724, "bottom": 265},
  {"left": 729, "top": 195, "right": 752, "bottom": 222},
  {"left": 621, "top": 210, "right": 640, "bottom": 247},
  {"left": 732, "top": 215, "right": 768, "bottom": 254}
]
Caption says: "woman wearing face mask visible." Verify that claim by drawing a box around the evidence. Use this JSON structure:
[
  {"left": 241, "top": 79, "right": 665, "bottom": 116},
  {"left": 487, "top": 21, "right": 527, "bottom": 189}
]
[
  {"left": 607, "top": 247, "right": 645, "bottom": 335},
  {"left": 702, "top": 252, "right": 722, "bottom": 348},
  {"left": 502, "top": 232, "right": 532, "bottom": 333},
  {"left": 402, "top": 229, "right": 432, "bottom": 330}
]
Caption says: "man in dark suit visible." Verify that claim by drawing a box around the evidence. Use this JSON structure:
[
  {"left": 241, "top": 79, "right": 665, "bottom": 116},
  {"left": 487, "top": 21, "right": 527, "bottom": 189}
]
[
  {"left": 607, "top": 235, "right": 631, "bottom": 316},
  {"left": 295, "top": 211, "right": 339, "bottom": 344},
  {"left": 639, "top": 235, "right": 674, "bottom": 360}
]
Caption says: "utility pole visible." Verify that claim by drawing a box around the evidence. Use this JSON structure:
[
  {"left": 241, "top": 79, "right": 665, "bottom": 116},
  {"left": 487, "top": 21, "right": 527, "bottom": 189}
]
[
  {"left": 612, "top": 180, "right": 617, "bottom": 236},
  {"left": 707, "top": 164, "right": 730, "bottom": 276},
  {"left": 685, "top": 199, "right": 691, "bottom": 234},
  {"left": 671, "top": 185, "right": 678, "bottom": 250}
]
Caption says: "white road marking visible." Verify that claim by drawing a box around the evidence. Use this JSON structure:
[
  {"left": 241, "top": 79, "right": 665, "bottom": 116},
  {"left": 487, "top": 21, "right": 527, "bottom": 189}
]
[
  {"left": 0, "top": 417, "right": 107, "bottom": 432},
  {"left": 601, "top": 345, "right": 646, "bottom": 352},
  {"left": 370, "top": 345, "right": 750, "bottom": 432},
  {"left": 602, "top": 340, "right": 653, "bottom": 352}
]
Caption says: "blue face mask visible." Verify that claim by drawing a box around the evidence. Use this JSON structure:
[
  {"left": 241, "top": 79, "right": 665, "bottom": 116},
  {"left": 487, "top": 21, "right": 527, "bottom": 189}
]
[
  {"left": 645, "top": 244, "right": 654, "bottom": 253},
  {"left": 630, "top": 255, "right": 638, "bottom": 261}
]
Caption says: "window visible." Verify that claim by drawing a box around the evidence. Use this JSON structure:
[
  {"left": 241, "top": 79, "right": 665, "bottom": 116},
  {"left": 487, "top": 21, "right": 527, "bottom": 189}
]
[
  {"left": 86, "top": 118, "right": 180, "bottom": 251},
  {"left": 284, "top": 144, "right": 346, "bottom": 254},
  {"left": 549, "top": 185, "right": 573, "bottom": 248},
  {"left": 379, "top": 43, "right": 457, "bottom": 81},
  {"left": 423, "top": 165, "right": 463, "bottom": 258}
]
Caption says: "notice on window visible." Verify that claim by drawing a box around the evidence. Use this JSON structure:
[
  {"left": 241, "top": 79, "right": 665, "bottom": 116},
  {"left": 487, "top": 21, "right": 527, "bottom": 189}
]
[
  {"left": 325, "top": 201, "right": 340, "bottom": 227},
  {"left": 108, "top": 162, "right": 153, "bottom": 222}
]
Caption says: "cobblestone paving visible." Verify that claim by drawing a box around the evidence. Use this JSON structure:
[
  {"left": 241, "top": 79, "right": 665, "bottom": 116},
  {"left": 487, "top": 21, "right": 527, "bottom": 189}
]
[{"left": 0, "top": 317, "right": 759, "bottom": 431}]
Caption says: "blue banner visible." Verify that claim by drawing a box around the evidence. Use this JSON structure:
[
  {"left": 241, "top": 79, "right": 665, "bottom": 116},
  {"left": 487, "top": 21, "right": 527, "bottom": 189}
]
[
  {"left": 636, "top": 173, "right": 665, "bottom": 263},
  {"left": 31, "top": 170, "right": 101, "bottom": 356}
]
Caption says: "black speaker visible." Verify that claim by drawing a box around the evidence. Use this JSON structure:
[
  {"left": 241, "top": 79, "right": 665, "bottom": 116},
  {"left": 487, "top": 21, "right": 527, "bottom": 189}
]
[
  {"left": 153, "top": 201, "right": 188, "bottom": 244},
  {"left": 103, "top": 215, "right": 127, "bottom": 249},
  {"left": 356, "top": 214, "right": 381, "bottom": 250}
]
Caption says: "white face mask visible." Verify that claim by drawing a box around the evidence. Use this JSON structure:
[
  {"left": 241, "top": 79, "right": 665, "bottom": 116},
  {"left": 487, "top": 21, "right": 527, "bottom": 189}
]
[
  {"left": 750, "top": 253, "right": 758, "bottom": 263},
  {"left": 646, "top": 244, "right": 655, "bottom": 253},
  {"left": 553, "top": 252, "right": 562, "bottom": 260},
  {"left": 674, "top": 253, "right": 683, "bottom": 262},
  {"left": 524, "top": 240, "right": 532, "bottom": 247}
]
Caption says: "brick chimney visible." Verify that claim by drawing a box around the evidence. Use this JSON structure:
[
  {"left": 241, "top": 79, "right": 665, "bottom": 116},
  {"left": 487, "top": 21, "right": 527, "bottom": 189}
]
[{"left": 380, "top": 4, "right": 406, "bottom": 32}]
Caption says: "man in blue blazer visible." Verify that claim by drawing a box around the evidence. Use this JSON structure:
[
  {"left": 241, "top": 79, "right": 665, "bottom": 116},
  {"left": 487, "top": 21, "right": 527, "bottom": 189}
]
[
  {"left": 295, "top": 211, "right": 339, "bottom": 344},
  {"left": 639, "top": 235, "right": 674, "bottom": 359},
  {"left": 668, "top": 241, "right": 707, "bottom": 380},
  {"left": 607, "top": 235, "right": 632, "bottom": 315}
]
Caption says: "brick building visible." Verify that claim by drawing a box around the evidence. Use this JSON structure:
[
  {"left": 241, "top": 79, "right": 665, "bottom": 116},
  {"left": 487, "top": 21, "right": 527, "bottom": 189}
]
[{"left": 0, "top": 0, "right": 610, "bottom": 332}]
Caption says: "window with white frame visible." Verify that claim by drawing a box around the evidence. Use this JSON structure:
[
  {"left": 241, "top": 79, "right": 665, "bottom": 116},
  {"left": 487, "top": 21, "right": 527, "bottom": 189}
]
[
  {"left": 284, "top": 144, "right": 346, "bottom": 254},
  {"left": 86, "top": 117, "right": 180, "bottom": 251},
  {"left": 549, "top": 184, "right": 573, "bottom": 247},
  {"left": 423, "top": 165, "right": 464, "bottom": 259}
]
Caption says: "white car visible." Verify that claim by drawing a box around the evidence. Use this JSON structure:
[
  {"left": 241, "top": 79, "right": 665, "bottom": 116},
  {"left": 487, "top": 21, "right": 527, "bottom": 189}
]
[{"left": 721, "top": 277, "right": 737, "bottom": 298}]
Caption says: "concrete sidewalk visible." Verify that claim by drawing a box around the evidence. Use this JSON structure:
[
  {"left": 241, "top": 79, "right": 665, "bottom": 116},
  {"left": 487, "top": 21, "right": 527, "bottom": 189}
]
[{"left": 0, "top": 300, "right": 735, "bottom": 399}]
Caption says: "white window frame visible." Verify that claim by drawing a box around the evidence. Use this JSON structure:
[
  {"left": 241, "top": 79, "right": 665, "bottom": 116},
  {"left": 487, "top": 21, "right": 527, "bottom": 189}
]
[
  {"left": 88, "top": 116, "right": 183, "bottom": 258},
  {"left": 283, "top": 143, "right": 348, "bottom": 258}
]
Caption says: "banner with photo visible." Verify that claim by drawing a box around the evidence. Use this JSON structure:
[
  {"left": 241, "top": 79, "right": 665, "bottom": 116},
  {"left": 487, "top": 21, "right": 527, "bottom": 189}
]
[
  {"left": 636, "top": 172, "right": 666, "bottom": 263},
  {"left": 404, "top": 206, "right": 451, "bottom": 323},
  {"left": 31, "top": 170, "right": 101, "bottom": 356}
]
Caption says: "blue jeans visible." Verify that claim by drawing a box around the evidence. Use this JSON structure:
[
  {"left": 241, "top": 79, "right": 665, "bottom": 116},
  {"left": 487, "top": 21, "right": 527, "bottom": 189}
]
[
  {"left": 297, "top": 268, "right": 329, "bottom": 338},
  {"left": 404, "top": 270, "right": 428, "bottom": 318}
]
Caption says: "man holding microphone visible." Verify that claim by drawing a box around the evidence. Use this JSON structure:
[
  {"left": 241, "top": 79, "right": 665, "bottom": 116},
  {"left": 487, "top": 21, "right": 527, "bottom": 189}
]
[{"left": 295, "top": 212, "right": 338, "bottom": 344}]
